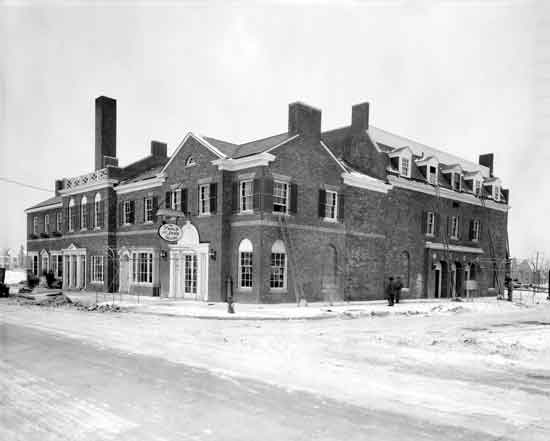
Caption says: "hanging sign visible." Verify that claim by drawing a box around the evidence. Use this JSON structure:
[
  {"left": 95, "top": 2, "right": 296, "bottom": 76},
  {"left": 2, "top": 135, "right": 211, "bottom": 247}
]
[{"left": 158, "top": 223, "right": 182, "bottom": 243}]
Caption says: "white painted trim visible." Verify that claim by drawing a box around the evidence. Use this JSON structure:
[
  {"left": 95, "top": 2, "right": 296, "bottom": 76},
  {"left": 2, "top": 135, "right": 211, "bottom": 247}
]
[
  {"left": 160, "top": 132, "right": 227, "bottom": 175},
  {"left": 387, "top": 175, "right": 510, "bottom": 212},
  {"left": 415, "top": 156, "right": 439, "bottom": 167},
  {"left": 58, "top": 180, "right": 118, "bottom": 196},
  {"left": 263, "top": 134, "right": 300, "bottom": 153},
  {"left": 425, "top": 241, "right": 484, "bottom": 254},
  {"left": 212, "top": 152, "right": 276, "bottom": 171},
  {"left": 342, "top": 172, "right": 392, "bottom": 194},
  {"left": 388, "top": 146, "right": 413, "bottom": 159},
  {"left": 115, "top": 176, "right": 166, "bottom": 194},
  {"left": 440, "top": 164, "right": 463, "bottom": 174},
  {"left": 25, "top": 202, "right": 62, "bottom": 214},
  {"left": 319, "top": 140, "right": 348, "bottom": 172}
]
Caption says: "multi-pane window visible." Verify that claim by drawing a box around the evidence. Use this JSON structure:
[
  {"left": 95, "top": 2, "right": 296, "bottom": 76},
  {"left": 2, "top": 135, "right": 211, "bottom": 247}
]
[
  {"left": 44, "top": 214, "right": 49, "bottom": 233},
  {"left": 81, "top": 197, "right": 87, "bottom": 230},
  {"left": 56, "top": 211, "right": 62, "bottom": 232},
  {"left": 240, "top": 180, "right": 253, "bottom": 212},
  {"left": 238, "top": 239, "right": 254, "bottom": 289},
  {"left": 184, "top": 254, "right": 197, "bottom": 293},
  {"left": 494, "top": 185, "right": 501, "bottom": 201},
  {"left": 124, "top": 200, "right": 132, "bottom": 224},
  {"left": 474, "top": 180, "right": 481, "bottom": 196},
  {"left": 94, "top": 193, "right": 102, "bottom": 228},
  {"left": 199, "top": 184, "right": 210, "bottom": 215},
  {"left": 132, "top": 252, "right": 153, "bottom": 284},
  {"left": 426, "top": 211, "right": 435, "bottom": 236},
  {"left": 144, "top": 197, "right": 153, "bottom": 222},
  {"left": 400, "top": 158, "right": 410, "bottom": 177},
  {"left": 324, "top": 190, "right": 337, "bottom": 220},
  {"left": 270, "top": 240, "right": 286, "bottom": 289},
  {"left": 428, "top": 166, "right": 437, "bottom": 185},
  {"left": 31, "top": 255, "right": 38, "bottom": 276},
  {"left": 33, "top": 217, "right": 38, "bottom": 235},
  {"left": 91, "top": 256, "right": 104, "bottom": 283},
  {"left": 68, "top": 199, "right": 75, "bottom": 231},
  {"left": 472, "top": 220, "right": 480, "bottom": 242},
  {"left": 41, "top": 254, "right": 49, "bottom": 274},
  {"left": 273, "top": 181, "right": 288, "bottom": 213},
  {"left": 450, "top": 216, "right": 459, "bottom": 239},
  {"left": 53, "top": 255, "right": 63, "bottom": 278}
]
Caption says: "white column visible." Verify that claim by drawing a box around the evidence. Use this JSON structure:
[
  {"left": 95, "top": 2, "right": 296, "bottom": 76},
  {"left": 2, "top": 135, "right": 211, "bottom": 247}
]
[
  {"left": 68, "top": 255, "right": 73, "bottom": 288},
  {"left": 169, "top": 251, "right": 175, "bottom": 298},
  {"left": 200, "top": 251, "right": 209, "bottom": 302},
  {"left": 76, "top": 256, "right": 81, "bottom": 288},
  {"left": 63, "top": 255, "right": 68, "bottom": 288}
]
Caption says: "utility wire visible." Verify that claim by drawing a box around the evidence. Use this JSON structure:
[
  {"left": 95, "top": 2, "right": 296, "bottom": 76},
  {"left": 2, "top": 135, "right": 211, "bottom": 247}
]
[{"left": 0, "top": 177, "right": 52, "bottom": 193}]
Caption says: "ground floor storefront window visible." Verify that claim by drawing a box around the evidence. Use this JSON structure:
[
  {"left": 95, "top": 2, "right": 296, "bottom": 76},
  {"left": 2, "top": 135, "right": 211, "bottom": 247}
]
[{"left": 132, "top": 252, "right": 153, "bottom": 284}]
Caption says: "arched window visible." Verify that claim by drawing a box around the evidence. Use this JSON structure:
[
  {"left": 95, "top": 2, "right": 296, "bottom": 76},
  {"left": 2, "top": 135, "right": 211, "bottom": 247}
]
[
  {"left": 270, "top": 240, "right": 286, "bottom": 290},
  {"left": 94, "top": 193, "right": 102, "bottom": 229},
  {"left": 401, "top": 251, "right": 410, "bottom": 288},
  {"left": 238, "top": 239, "right": 253, "bottom": 289},
  {"left": 185, "top": 155, "right": 196, "bottom": 167},
  {"left": 68, "top": 198, "right": 75, "bottom": 231},
  {"left": 81, "top": 196, "right": 88, "bottom": 230}
]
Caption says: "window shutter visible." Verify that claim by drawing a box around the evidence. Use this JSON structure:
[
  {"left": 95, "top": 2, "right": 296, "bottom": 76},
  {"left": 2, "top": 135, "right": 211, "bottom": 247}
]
[
  {"left": 129, "top": 200, "right": 135, "bottom": 224},
  {"left": 99, "top": 200, "right": 105, "bottom": 228},
  {"left": 152, "top": 196, "right": 158, "bottom": 219},
  {"left": 118, "top": 201, "right": 123, "bottom": 225},
  {"left": 252, "top": 179, "right": 261, "bottom": 211},
  {"left": 469, "top": 220, "right": 474, "bottom": 241},
  {"left": 233, "top": 181, "right": 240, "bottom": 212},
  {"left": 290, "top": 183, "right": 298, "bottom": 214},
  {"left": 165, "top": 191, "right": 171, "bottom": 210},
  {"left": 263, "top": 177, "right": 274, "bottom": 212},
  {"left": 421, "top": 211, "right": 427, "bottom": 234},
  {"left": 318, "top": 189, "right": 326, "bottom": 218},
  {"left": 181, "top": 189, "right": 187, "bottom": 215},
  {"left": 197, "top": 185, "right": 201, "bottom": 214},
  {"left": 210, "top": 183, "right": 217, "bottom": 214},
  {"left": 435, "top": 213, "right": 440, "bottom": 236},
  {"left": 88, "top": 203, "right": 93, "bottom": 228},
  {"left": 456, "top": 216, "right": 461, "bottom": 239},
  {"left": 75, "top": 203, "right": 80, "bottom": 230},
  {"left": 446, "top": 215, "right": 452, "bottom": 237},
  {"left": 337, "top": 193, "right": 345, "bottom": 221},
  {"left": 479, "top": 221, "right": 482, "bottom": 241}
]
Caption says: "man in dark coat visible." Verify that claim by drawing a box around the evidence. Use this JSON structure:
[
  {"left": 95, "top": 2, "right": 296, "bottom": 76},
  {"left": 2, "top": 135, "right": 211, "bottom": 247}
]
[
  {"left": 394, "top": 276, "right": 404, "bottom": 304},
  {"left": 386, "top": 277, "right": 395, "bottom": 306}
]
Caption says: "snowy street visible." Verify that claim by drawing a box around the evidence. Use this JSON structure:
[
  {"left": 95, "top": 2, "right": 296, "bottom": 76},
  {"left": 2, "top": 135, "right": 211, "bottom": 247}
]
[{"left": 1, "top": 297, "right": 549, "bottom": 440}]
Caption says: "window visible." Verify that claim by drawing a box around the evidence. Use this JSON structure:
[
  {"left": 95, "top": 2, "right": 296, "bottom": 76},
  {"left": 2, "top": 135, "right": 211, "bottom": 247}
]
[
  {"left": 41, "top": 254, "right": 49, "bottom": 274},
  {"left": 240, "top": 180, "right": 253, "bottom": 212},
  {"left": 81, "top": 196, "right": 87, "bottom": 230},
  {"left": 33, "top": 217, "right": 38, "bottom": 235},
  {"left": 273, "top": 181, "right": 288, "bottom": 214},
  {"left": 185, "top": 156, "right": 196, "bottom": 167},
  {"left": 199, "top": 184, "right": 210, "bottom": 215},
  {"left": 144, "top": 197, "right": 153, "bottom": 223},
  {"left": 68, "top": 198, "right": 75, "bottom": 231},
  {"left": 400, "top": 158, "right": 410, "bottom": 177},
  {"left": 270, "top": 240, "right": 286, "bottom": 290},
  {"left": 494, "top": 185, "right": 500, "bottom": 201},
  {"left": 170, "top": 191, "right": 182, "bottom": 211},
  {"left": 324, "top": 190, "right": 338, "bottom": 220},
  {"left": 91, "top": 256, "right": 104, "bottom": 283},
  {"left": 238, "top": 239, "right": 253, "bottom": 289},
  {"left": 124, "top": 200, "right": 132, "bottom": 224},
  {"left": 452, "top": 173, "right": 462, "bottom": 192},
  {"left": 428, "top": 166, "right": 437, "bottom": 185},
  {"left": 44, "top": 214, "right": 49, "bottom": 234},
  {"left": 184, "top": 254, "right": 198, "bottom": 293},
  {"left": 450, "top": 216, "right": 459, "bottom": 239},
  {"left": 472, "top": 219, "right": 480, "bottom": 242},
  {"left": 426, "top": 211, "right": 435, "bottom": 236},
  {"left": 132, "top": 252, "right": 153, "bottom": 284},
  {"left": 94, "top": 193, "right": 103, "bottom": 228},
  {"left": 31, "top": 255, "right": 38, "bottom": 276},
  {"left": 52, "top": 254, "right": 63, "bottom": 278},
  {"left": 56, "top": 211, "right": 63, "bottom": 232}
]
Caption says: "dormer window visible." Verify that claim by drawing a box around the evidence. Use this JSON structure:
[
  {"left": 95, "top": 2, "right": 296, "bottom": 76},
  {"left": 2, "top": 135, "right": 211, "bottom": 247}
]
[
  {"left": 441, "top": 164, "right": 463, "bottom": 192},
  {"left": 493, "top": 184, "right": 500, "bottom": 201},
  {"left": 400, "top": 158, "right": 410, "bottom": 177},
  {"left": 428, "top": 166, "right": 437, "bottom": 185},
  {"left": 388, "top": 146, "right": 413, "bottom": 179},
  {"left": 482, "top": 177, "right": 502, "bottom": 201},
  {"left": 416, "top": 156, "right": 439, "bottom": 185},
  {"left": 463, "top": 171, "right": 483, "bottom": 196},
  {"left": 451, "top": 173, "right": 462, "bottom": 192},
  {"left": 474, "top": 180, "right": 481, "bottom": 196}
]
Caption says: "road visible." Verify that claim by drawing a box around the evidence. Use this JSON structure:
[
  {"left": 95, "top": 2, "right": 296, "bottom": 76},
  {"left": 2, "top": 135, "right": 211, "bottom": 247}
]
[{"left": 0, "top": 322, "right": 505, "bottom": 441}]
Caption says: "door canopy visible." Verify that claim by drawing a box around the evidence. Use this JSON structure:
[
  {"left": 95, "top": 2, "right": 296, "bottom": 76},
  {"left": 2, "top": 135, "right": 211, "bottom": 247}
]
[{"left": 177, "top": 221, "right": 200, "bottom": 247}]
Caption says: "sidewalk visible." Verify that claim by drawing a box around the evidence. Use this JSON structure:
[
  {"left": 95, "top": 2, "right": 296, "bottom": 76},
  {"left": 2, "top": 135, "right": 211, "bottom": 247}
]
[{"left": 64, "top": 290, "right": 541, "bottom": 320}]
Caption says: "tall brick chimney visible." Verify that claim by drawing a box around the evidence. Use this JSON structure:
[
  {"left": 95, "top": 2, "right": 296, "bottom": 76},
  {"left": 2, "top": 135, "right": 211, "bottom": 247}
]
[
  {"left": 95, "top": 96, "right": 117, "bottom": 170},
  {"left": 479, "top": 153, "right": 494, "bottom": 177},
  {"left": 151, "top": 140, "right": 167, "bottom": 157},
  {"left": 351, "top": 102, "right": 370, "bottom": 133},
  {"left": 288, "top": 102, "right": 321, "bottom": 140}
]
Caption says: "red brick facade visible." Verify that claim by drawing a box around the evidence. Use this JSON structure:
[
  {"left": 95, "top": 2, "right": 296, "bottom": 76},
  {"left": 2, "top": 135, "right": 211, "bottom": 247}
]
[{"left": 26, "top": 97, "right": 510, "bottom": 302}]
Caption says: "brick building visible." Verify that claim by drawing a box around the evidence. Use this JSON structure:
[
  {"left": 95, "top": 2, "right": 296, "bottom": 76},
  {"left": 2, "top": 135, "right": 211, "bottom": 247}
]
[{"left": 25, "top": 96, "right": 509, "bottom": 302}]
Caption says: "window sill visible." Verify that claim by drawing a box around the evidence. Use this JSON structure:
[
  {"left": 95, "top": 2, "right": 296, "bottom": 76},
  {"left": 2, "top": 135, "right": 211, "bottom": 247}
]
[
  {"left": 322, "top": 217, "right": 338, "bottom": 223},
  {"left": 144, "top": 221, "right": 154, "bottom": 225},
  {"left": 94, "top": 227, "right": 102, "bottom": 231},
  {"left": 131, "top": 282, "right": 153, "bottom": 287},
  {"left": 272, "top": 211, "right": 290, "bottom": 216},
  {"left": 90, "top": 280, "right": 104, "bottom": 284},
  {"left": 198, "top": 212, "right": 211, "bottom": 217},
  {"left": 269, "top": 288, "right": 287, "bottom": 293},
  {"left": 238, "top": 287, "right": 253, "bottom": 291},
  {"left": 238, "top": 210, "right": 254, "bottom": 216}
]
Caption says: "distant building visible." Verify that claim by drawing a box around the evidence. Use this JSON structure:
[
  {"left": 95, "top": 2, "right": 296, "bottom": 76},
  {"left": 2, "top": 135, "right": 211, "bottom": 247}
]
[
  {"left": 25, "top": 96, "right": 510, "bottom": 302},
  {"left": 0, "top": 247, "right": 24, "bottom": 269}
]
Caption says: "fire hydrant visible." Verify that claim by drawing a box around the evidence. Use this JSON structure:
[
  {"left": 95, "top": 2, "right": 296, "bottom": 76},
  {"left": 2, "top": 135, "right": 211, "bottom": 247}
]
[{"left": 225, "top": 275, "right": 235, "bottom": 314}]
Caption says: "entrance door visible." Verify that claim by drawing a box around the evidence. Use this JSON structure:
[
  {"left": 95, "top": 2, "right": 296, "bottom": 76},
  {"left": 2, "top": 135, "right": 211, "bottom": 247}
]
[
  {"left": 183, "top": 254, "right": 198, "bottom": 299},
  {"left": 434, "top": 269, "right": 440, "bottom": 298},
  {"left": 119, "top": 255, "right": 130, "bottom": 293}
]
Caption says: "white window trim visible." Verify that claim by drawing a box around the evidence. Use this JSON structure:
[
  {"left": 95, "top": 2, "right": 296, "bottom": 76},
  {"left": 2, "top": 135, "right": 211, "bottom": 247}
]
[
  {"left": 239, "top": 180, "right": 254, "bottom": 214},
  {"left": 44, "top": 214, "right": 49, "bottom": 234},
  {"left": 272, "top": 180, "right": 289, "bottom": 215},
  {"left": 68, "top": 198, "right": 75, "bottom": 232},
  {"left": 323, "top": 190, "right": 338, "bottom": 222},
  {"left": 199, "top": 184, "right": 211, "bottom": 216},
  {"left": 144, "top": 197, "right": 154, "bottom": 223},
  {"left": 426, "top": 211, "right": 435, "bottom": 237},
  {"left": 270, "top": 240, "right": 287, "bottom": 292},
  {"left": 123, "top": 200, "right": 132, "bottom": 225},
  {"left": 81, "top": 198, "right": 87, "bottom": 230},
  {"left": 238, "top": 239, "right": 254, "bottom": 290},
  {"left": 56, "top": 211, "right": 63, "bottom": 232},
  {"left": 33, "top": 217, "right": 38, "bottom": 235},
  {"left": 91, "top": 256, "right": 105, "bottom": 283},
  {"left": 400, "top": 157, "right": 411, "bottom": 178},
  {"left": 94, "top": 193, "right": 102, "bottom": 230},
  {"left": 131, "top": 250, "right": 156, "bottom": 286}
]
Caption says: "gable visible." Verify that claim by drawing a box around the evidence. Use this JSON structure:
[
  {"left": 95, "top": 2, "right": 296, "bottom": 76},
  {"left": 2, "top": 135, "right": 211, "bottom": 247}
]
[{"left": 161, "top": 134, "right": 222, "bottom": 179}]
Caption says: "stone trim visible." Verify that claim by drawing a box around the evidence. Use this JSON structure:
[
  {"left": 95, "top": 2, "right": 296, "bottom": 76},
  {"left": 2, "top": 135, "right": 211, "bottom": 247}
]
[
  {"left": 25, "top": 202, "right": 62, "bottom": 214},
  {"left": 425, "top": 241, "right": 484, "bottom": 254}
]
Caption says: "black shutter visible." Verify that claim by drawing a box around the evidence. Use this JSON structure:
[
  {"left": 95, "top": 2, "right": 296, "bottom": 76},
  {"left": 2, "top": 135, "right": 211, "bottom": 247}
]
[
  {"left": 152, "top": 196, "right": 158, "bottom": 219},
  {"left": 421, "top": 211, "right": 427, "bottom": 234},
  {"left": 210, "top": 183, "right": 218, "bottom": 214},
  {"left": 469, "top": 220, "right": 474, "bottom": 241},
  {"left": 99, "top": 200, "right": 105, "bottom": 228},
  {"left": 233, "top": 181, "right": 240, "bottom": 212},
  {"left": 290, "top": 183, "right": 298, "bottom": 214},
  {"left": 197, "top": 185, "right": 201, "bottom": 214},
  {"left": 457, "top": 216, "right": 461, "bottom": 239},
  {"left": 434, "top": 213, "right": 440, "bottom": 236},
  {"left": 165, "top": 191, "right": 171, "bottom": 209},
  {"left": 337, "top": 193, "right": 345, "bottom": 221},
  {"left": 263, "top": 178, "right": 274, "bottom": 212},
  {"left": 75, "top": 203, "right": 80, "bottom": 230},
  {"left": 252, "top": 179, "right": 261, "bottom": 211},
  {"left": 88, "top": 203, "right": 93, "bottom": 229},
  {"left": 181, "top": 189, "right": 187, "bottom": 215},
  {"left": 318, "top": 189, "right": 326, "bottom": 218},
  {"left": 446, "top": 215, "right": 452, "bottom": 237},
  {"left": 129, "top": 200, "right": 135, "bottom": 224},
  {"left": 118, "top": 201, "right": 123, "bottom": 225}
]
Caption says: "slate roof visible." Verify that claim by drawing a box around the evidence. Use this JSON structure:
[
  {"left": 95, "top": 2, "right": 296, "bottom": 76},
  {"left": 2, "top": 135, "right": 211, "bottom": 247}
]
[
  {"left": 203, "top": 137, "right": 239, "bottom": 158},
  {"left": 232, "top": 133, "right": 293, "bottom": 159},
  {"left": 26, "top": 195, "right": 62, "bottom": 211},
  {"left": 119, "top": 165, "right": 166, "bottom": 185}
]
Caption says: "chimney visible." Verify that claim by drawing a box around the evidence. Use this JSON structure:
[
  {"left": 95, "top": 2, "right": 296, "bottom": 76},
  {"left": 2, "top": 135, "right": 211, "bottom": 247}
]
[
  {"left": 479, "top": 153, "right": 494, "bottom": 177},
  {"left": 95, "top": 96, "right": 117, "bottom": 170},
  {"left": 54, "top": 179, "right": 63, "bottom": 196},
  {"left": 351, "top": 102, "right": 370, "bottom": 133},
  {"left": 151, "top": 140, "right": 167, "bottom": 158},
  {"left": 288, "top": 102, "right": 321, "bottom": 140}
]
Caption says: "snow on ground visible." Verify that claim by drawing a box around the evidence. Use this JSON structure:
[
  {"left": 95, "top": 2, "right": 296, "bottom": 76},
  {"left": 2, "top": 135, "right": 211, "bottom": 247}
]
[
  {"left": 2, "top": 296, "right": 550, "bottom": 440},
  {"left": 4, "top": 269, "right": 26, "bottom": 285}
]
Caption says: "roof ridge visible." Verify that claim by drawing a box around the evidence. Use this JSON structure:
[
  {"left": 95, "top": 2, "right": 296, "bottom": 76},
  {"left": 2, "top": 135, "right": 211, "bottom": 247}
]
[{"left": 238, "top": 131, "right": 289, "bottom": 147}]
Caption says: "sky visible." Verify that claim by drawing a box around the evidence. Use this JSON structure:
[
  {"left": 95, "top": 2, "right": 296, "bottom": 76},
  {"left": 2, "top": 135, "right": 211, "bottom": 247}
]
[{"left": 0, "top": 0, "right": 548, "bottom": 260}]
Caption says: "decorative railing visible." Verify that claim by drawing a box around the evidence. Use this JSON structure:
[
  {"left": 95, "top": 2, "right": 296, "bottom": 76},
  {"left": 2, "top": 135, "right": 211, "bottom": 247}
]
[{"left": 63, "top": 168, "right": 109, "bottom": 190}]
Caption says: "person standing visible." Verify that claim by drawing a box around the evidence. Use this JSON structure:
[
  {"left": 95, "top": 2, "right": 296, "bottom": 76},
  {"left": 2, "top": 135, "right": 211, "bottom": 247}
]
[
  {"left": 386, "top": 277, "right": 395, "bottom": 306},
  {"left": 394, "top": 276, "right": 403, "bottom": 304}
]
